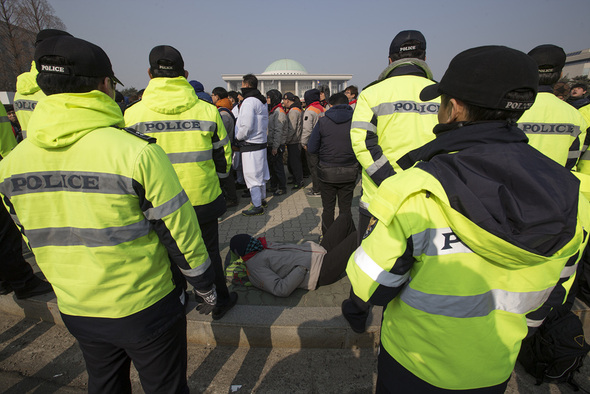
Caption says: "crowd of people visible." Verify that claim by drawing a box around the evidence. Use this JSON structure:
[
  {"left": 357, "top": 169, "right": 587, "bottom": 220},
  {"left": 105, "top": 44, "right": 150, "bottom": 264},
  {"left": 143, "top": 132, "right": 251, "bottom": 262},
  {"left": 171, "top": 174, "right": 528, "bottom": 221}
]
[{"left": 0, "top": 27, "right": 589, "bottom": 393}]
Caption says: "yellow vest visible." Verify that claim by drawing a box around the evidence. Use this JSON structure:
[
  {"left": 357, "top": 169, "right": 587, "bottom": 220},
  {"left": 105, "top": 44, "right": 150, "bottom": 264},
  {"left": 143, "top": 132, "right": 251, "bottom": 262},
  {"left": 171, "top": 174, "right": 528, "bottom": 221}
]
[
  {"left": 0, "top": 104, "right": 16, "bottom": 158},
  {"left": 518, "top": 91, "right": 588, "bottom": 169},
  {"left": 125, "top": 77, "right": 232, "bottom": 208},
  {"left": 351, "top": 61, "right": 439, "bottom": 212},
  {"left": 0, "top": 91, "right": 210, "bottom": 318},
  {"left": 347, "top": 168, "right": 588, "bottom": 389},
  {"left": 14, "top": 62, "right": 46, "bottom": 139}
]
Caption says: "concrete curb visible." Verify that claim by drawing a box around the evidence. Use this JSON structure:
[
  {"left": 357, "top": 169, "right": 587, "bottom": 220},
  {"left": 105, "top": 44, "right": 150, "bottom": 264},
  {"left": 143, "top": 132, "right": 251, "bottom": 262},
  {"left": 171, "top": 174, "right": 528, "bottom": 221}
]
[{"left": 0, "top": 294, "right": 382, "bottom": 349}]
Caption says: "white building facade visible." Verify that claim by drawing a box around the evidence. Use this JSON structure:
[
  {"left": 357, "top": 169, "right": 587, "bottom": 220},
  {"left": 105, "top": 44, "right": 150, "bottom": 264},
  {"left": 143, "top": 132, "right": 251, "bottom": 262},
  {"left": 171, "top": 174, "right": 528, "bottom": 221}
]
[
  {"left": 222, "top": 59, "right": 352, "bottom": 98},
  {"left": 563, "top": 49, "right": 590, "bottom": 79}
]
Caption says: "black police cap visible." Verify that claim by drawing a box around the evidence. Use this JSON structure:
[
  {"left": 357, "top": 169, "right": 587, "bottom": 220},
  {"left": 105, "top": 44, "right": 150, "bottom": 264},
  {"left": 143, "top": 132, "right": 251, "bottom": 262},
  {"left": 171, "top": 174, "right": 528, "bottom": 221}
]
[
  {"left": 35, "top": 35, "right": 122, "bottom": 85},
  {"left": 149, "top": 45, "right": 185, "bottom": 74},
  {"left": 528, "top": 44, "right": 566, "bottom": 73},
  {"left": 389, "top": 30, "right": 426, "bottom": 57},
  {"left": 420, "top": 45, "right": 538, "bottom": 111}
]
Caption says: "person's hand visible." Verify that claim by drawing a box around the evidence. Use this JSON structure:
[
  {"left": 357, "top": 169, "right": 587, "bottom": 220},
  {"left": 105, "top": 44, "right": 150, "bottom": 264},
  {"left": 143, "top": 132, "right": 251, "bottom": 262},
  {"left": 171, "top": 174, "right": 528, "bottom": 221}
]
[
  {"left": 272, "top": 148, "right": 278, "bottom": 156},
  {"left": 194, "top": 285, "right": 217, "bottom": 315},
  {"left": 303, "top": 145, "right": 307, "bottom": 151}
]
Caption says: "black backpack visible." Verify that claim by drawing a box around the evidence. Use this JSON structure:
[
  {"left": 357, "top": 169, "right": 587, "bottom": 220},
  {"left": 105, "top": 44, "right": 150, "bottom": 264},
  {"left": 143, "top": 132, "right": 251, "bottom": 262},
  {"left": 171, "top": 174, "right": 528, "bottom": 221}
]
[{"left": 518, "top": 309, "right": 590, "bottom": 390}]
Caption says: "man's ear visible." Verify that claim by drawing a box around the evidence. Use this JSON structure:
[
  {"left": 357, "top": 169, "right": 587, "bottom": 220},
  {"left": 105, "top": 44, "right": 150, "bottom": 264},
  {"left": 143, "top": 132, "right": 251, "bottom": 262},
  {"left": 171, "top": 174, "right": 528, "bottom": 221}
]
[
  {"left": 97, "top": 77, "right": 112, "bottom": 98},
  {"left": 448, "top": 98, "right": 468, "bottom": 122},
  {"left": 148, "top": 68, "right": 153, "bottom": 79},
  {"left": 184, "top": 70, "right": 189, "bottom": 79}
]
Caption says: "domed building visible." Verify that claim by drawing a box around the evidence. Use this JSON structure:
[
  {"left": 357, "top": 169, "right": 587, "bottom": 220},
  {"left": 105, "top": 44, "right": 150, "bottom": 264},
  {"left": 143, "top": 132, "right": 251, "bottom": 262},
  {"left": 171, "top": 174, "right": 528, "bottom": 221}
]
[{"left": 222, "top": 59, "right": 352, "bottom": 98}]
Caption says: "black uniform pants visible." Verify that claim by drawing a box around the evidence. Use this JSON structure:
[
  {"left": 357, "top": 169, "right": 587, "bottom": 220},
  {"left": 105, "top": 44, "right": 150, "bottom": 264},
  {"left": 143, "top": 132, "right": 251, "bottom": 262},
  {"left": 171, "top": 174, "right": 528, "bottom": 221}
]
[
  {"left": 0, "top": 203, "right": 36, "bottom": 290},
  {"left": 75, "top": 316, "right": 189, "bottom": 394},
  {"left": 268, "top": 147, "right": 286, "bottom": 191},
  {"left": 196, "top": 216, "right": 230, "bottom": 305},
  {"left": 306, "top": 151, "right": 320, "bottom": 193},
  {"left": 287, "top": 144, "right": 303, "bottom": 185},
  {"left": 319, "top": 180, "right": 356, "bottom": 235}
]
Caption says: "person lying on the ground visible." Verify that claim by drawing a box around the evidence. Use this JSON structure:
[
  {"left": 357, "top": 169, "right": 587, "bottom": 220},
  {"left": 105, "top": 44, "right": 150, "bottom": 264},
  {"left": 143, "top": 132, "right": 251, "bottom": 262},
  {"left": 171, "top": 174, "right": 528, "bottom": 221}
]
[{"left": 228, "top": 214, "right": 357, "bottom": 297}]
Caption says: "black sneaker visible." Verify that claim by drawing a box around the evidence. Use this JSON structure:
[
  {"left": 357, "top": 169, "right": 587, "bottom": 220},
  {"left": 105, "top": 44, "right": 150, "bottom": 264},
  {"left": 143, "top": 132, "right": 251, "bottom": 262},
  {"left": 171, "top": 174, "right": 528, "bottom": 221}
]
[
  {"left": 0, "top": 281, "right": 13, "bottom": 295},
  {"left": 341, "top": 299, "right": 370, "bottom": 334},
  {"left": 306, "top": 189, "right": 321, "bottom": 197},
  {"left": 242, "top": 205, "right": 264, "bottom": 216},
  {"left": 212, "top": 292, "right": 238, "bottom": 320},
  {"left": 14, "top": 276, "right": 53, "bottom": 300},
  {"left": 261, "top": 199, "right": 268, "bottom": 208},
  {"left": 273, "top": 189, "right": 286, "bottom": 196},
  {"left": 225, "top": 199, "right": 239, "bottom": 208},
  {"left": 292, "top": 182, "right": 305, "bottom": 190}
]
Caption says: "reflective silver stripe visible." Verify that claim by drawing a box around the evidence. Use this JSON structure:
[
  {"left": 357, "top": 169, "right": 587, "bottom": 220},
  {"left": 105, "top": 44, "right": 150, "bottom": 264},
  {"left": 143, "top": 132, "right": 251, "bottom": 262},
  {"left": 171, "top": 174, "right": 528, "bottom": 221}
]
[
  {"left": 354, "top": 246, "right": 410, "bottom": 287},
  {"left": 366, "top": 155, "right": 389, "bottom": 176},
  {"left": 561, "top": 262, "right": 578, "bottom": 279},
  {"left": 14, "top": 99, "right": 37, "bottom": 112},
  {"left": 359, "top": 199, "right": 369, "bottom": 210},
  {"left": 143, "top": 190, "right": 188, "bottom": 220},
  {"left": 26, "top": 221, "right": 151, "bottom": 248},
  {"left": 351, "top": 121, "right": 377, "bottom": 133},
  {"left": 412, "top": 227, "right": 473, "bottom": 257},
  {"left": 167, "top": 151, "right": 212, "bottom": 164},
  {"left": 400, "top": 286, "right": 553, "bottom": 318},
  {"left": 526, "top": 317, "right": 545, "bottom": 328},
  {"left": 518, "top": 123, "right": 581, "bottom": 137},
  {"left": 131, "top": 120, "right": 217, "bottom": 134},
  {"left": 217, "top": 172, "right": 229, "bottom": 179},
  {"left": 180, "top": 257, "right": 211, "bottom": 277},
  {"left": 0, "top": 171, "right": 135, "bottom": 198},
  {"left": 568, "top": 151, "right": 580, "bottom": 160},
  {"left": 212, "top": 136, "right": 229, "bottom": 150},
  {"left": 21, "top": 129, "right": 27, "bottom": 139},
  {"left": 0, "top": 116, "right": 9, "bottom": 123},
  {"left": 372, "top": 101, "right": 439, "bottom": 117},
  {"left": 581, "top": 150, "right": 590, "bottom": 160}
]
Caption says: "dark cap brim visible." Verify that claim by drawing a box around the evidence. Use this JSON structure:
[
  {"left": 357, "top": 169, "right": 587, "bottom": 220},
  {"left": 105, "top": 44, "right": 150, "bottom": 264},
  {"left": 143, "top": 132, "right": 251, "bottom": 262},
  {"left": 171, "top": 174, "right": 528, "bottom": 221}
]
[
  {"left": 420, "top": 83, "right": 441, "bottom": 102},
  {"left": 112, "top": 75, "right": 124, "bottom": 87}
]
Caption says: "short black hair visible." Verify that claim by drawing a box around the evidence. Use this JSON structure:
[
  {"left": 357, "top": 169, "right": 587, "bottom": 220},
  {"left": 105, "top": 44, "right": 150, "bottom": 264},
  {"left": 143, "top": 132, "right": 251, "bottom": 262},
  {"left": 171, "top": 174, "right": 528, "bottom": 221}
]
[
  {"left": 228, "top": 91, "right": 239, "bottom": 103},
  {"left": 242, "top": 74, "right": 258, "bottom": 88},
  {"left": 389, "top": 40, "right": 426, "bottom": 61},
  {"left": 328, "top": 93, "right": 349, "bottom": 106},
  {"left": 538, "top": 70, "right": 561, "bottom": 87},
  {"left": 150, "top": 59, "right": 184, "bottom": 78},
  {"left": 345, "top": 85, "right": 358, "bottom": 98},
  {"left": 36, "top": 55, "right": 103, "bottom": 95},
  {"left": 442, "top": 89, "right": 536, "bottom": 123},
  {"left": 318, "top": 84, "right": 330, "bottom": 96},
  {"left": 212, "top": 86, "right": 228, "bottom": 99}
]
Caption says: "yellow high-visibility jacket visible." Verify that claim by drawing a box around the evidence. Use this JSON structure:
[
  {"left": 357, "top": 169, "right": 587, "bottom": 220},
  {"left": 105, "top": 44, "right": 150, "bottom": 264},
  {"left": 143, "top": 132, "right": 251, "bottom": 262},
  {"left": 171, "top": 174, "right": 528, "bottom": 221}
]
[{"left": 0, "top": 90, "right": 212, "bottom": 318}]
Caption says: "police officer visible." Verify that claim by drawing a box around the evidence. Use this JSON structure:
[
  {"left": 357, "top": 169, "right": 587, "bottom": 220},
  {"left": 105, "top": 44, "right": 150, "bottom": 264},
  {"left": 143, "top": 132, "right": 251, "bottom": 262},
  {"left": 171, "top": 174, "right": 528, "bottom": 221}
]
[
  {"left": 0, "top": 35, "right": 217, "bottom": 392},
  {"left": 343, "top": 30, "right": 440, "bottom": 333},
  {"left": 517, "top": 44, "right": 589, "bottom": 170},
  {"left": 125, "top": 45, "right": 237, "bottom": 318},
  {"left": 347, "top": 45, "right": 588, "bottom": 392},
  {"left": 14, "top": 29, "right": 72, "bottom": 139}
]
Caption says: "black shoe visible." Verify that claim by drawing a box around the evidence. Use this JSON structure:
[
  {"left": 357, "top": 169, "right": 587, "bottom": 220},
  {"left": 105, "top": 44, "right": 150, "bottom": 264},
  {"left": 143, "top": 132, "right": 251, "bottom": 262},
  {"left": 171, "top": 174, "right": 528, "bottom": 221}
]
[
  {"left": 261, "top": 199, "right": 268, "bottom": 208},
  {"left": 242, "top": 205, "right": 264, "bottom": 216},
  {"left": 273, "top": 189, "right": 286, "bottom": 196},
  {"left": 14, "top": 276, "right": 53, "bottom": 300},
  {"left": 212, "top": 292, "right": 238, "bottom": 320},
  {"left": 292, "top": 182, "right": 305, "bottom": 190},
  {"left": 341, "top": 299, "right": 369, "bottom": 334},
  {"left": 0, "top": 281, "right": 13, "bottom": 295},
  {"left": 306, "top": 189, "right": 321, "bottom": 197},
  {"left": 225, "top": 199, "right": 239, "bottom": 208}
]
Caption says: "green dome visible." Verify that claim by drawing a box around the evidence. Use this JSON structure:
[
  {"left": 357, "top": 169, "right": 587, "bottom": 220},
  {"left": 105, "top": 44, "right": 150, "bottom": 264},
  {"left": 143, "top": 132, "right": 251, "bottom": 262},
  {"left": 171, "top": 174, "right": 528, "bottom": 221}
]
[{"left": 262, "top": 59, "right": 308, "bottom": 75}]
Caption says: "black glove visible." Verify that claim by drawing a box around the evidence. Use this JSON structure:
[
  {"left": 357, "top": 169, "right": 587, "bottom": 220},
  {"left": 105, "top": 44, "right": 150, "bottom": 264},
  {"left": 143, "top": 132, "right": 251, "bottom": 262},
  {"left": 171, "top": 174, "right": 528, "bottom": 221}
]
[{"left": 194, "top": 285, "right": 217, "bottom": 315}]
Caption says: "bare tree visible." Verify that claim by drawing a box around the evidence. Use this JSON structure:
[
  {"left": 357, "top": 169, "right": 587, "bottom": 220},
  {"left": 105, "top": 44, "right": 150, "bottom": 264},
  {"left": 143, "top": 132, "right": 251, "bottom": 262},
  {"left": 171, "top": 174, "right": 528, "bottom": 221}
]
[
  {"left": 18, "top": 0, "right": 65, "bottom": 34},
  {"left": 0, "top": 0, "right": 29, "bottom": 90}
]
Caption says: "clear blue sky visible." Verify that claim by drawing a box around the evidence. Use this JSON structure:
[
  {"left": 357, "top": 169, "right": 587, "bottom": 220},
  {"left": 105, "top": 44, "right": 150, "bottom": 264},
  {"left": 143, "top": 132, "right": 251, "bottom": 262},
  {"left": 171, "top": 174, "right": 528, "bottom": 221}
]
[{"left": 48, "top": 0, "right": 590, "bottom": 93}]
